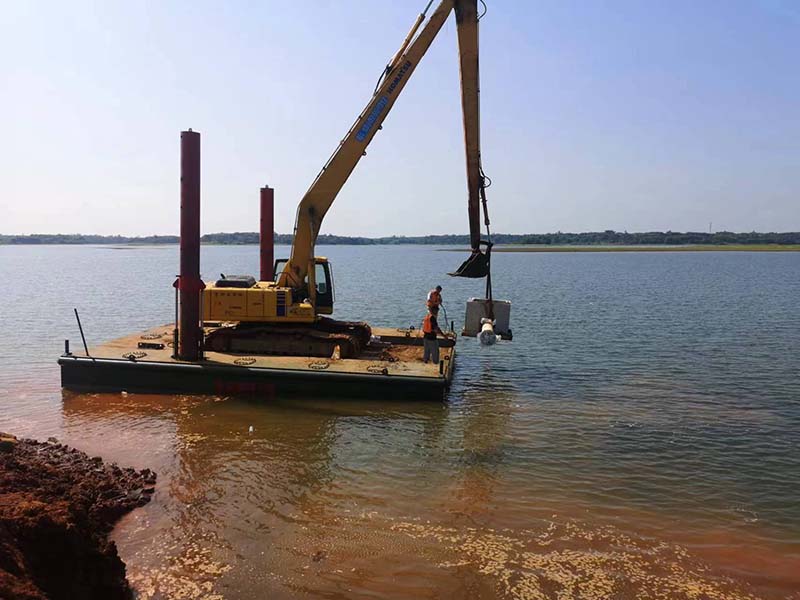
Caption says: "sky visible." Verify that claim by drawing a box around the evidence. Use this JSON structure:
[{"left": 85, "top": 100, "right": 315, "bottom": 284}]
[{"left": 2, "top": 0, "right": 798, "bottom": 236}]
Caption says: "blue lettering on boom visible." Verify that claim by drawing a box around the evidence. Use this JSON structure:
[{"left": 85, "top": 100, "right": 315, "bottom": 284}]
[{"left": 355, "top": 96, "right": 389, "bottom": 142}]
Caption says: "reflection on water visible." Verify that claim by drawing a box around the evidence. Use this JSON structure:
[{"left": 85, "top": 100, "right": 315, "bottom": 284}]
[
  {"left": 61, "top": 392, "right": 457, "bottom": 598},
  {"left": 2, "top": 245, "right": 800, "bottom": 598},
  {"left": 58, "top": 389, "right": 800, "bottom": 599}
]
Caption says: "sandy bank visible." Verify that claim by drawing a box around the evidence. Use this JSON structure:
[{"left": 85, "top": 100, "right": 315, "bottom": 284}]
[{"left": 0, "top": 433, "right": 156, "bottom": 600}]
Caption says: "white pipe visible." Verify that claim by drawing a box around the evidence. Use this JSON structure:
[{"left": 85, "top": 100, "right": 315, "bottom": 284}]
[{"left": 478, "top": 318, "right": 498, "bottom": 346}]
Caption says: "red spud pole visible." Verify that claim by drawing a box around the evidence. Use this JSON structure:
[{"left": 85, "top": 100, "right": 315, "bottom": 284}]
[{"left": 177, "top": 129, "right": 204, "bottom": 360}]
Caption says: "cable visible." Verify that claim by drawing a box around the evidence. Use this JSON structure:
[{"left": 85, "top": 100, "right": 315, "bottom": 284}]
[
  {"left": 373, "top": 68, "right": 387, "bottom": 94},
  {"left": 479, "top": 162, "right": 492, "bottom": 239},
  {"left": 480, "top": 166, "right": 492, "bottom": 189},
  {"left": 478, "top": 0, "right": 488, "bottom": 20},
  {"left": 440, "top": 303, "right": 449, "bottom": 328}
]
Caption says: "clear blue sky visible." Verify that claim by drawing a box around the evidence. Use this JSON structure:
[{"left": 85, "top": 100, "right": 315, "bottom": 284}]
[{"left": 2, "top": 1, "right": 798, "bottom": 236}]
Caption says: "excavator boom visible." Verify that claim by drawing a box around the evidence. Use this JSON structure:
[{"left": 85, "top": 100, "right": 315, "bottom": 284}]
[{"left": 279, "top": 0, "right": 493, "bottom": 288}]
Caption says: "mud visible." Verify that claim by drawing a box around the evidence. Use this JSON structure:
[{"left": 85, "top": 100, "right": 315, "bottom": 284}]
[
  {"left": 0, "top": 433, "right": 156, "bottom": 600},
  {"left": 380, "top": 344, "right": 426, "bottom": 362}
]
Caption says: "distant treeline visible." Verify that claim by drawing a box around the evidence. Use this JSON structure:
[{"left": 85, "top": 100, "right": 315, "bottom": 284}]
[
  {"left": 1, "top": 230, "right": 799, "bottom": 246},
  {"left": 0, "top": 234, "right": 181, "bottom": 245}
]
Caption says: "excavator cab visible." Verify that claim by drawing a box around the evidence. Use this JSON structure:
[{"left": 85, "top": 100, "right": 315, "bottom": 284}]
[{"left": 274, "top": 257, "right": 334, "bottom": 315}]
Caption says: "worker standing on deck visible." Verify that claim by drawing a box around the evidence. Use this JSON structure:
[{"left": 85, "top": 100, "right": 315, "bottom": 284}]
[
  {"left": 422, "top": 305, "right": 444, "bottom": 364},
  {"left": 427, "top": 285, "right": 443, "bottom": 309}
]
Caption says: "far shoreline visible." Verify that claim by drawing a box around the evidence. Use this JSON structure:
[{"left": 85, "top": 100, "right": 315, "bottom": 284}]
[
  {"left": 3, "top": 242, "right": 799, "bottom": 252},
  {"left": 439, "top": 244, "right": 800, "bottom": 253}
]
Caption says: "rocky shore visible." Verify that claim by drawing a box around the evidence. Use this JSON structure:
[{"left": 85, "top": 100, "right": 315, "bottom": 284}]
[{"left": 0, "top": 433, "right": 156, "bottom": 600}]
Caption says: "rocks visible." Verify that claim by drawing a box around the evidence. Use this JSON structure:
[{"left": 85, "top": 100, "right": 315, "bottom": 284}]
[
  {"left": 311, "top": 550, "right": 327, "bottom": 563},
  {"left": 0, "top": 436, "right": 156, "bottom": 600}
]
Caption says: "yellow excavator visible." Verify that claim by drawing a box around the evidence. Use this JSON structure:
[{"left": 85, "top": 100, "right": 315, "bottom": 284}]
[{"left": 203, "top": 0, "right": 497, "bottom": 357}]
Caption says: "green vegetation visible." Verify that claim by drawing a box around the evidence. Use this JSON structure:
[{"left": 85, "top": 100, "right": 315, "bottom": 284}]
[
  {"left": 1, "top": 230, "right": 799, "bottom": 247},
  {"left": 0, "top": 234, "right": 180, "bottom": 245}
]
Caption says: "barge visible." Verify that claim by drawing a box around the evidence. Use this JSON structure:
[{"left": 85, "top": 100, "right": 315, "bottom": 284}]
[
  {"left": 59, "top": 324, "right": 456, "bottom": 401},
  {"left": 57, "top": 130, "right": 461, "bottom": 401}
]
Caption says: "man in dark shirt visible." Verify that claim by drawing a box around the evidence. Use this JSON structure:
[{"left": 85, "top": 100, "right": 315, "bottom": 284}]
[{"left": 422, "top": 305, "right": 444, "bottom": 364}]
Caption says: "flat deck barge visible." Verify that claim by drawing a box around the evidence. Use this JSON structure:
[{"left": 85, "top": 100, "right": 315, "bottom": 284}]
[{"left": 59, "top": 324, "right": 456, "bottom": 400}]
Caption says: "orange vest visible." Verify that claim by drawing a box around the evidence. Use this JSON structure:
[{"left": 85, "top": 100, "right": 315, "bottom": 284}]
[
  {"left": 422, "top": 313, "right": 435, "bottom": 334},
  {"left": 427, "top": 289, "right": 441, "bottom": 308}
]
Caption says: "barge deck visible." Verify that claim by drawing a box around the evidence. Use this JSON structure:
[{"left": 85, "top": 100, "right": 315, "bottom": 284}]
[{"left": 59, "top": 324, "right": 456, "bottom": 400}]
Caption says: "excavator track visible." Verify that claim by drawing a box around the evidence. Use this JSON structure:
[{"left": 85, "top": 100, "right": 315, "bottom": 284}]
[{"left": 204, "top": 317, "right": 372, "bottom": 359}]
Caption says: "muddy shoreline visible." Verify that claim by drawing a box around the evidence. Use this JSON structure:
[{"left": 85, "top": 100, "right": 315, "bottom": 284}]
[{"left": 0, "top": 433, "right": 155, "bottom": 600}]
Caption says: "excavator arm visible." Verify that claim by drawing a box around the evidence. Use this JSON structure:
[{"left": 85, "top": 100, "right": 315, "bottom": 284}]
[
  {"left": 450, "top": 0, "right": 493, "bottom": 279},
  {"left": 278, "top": 0, "right": 492, "bottom": 289},
  {"left": 456, "top": 0, "right": 486, "bottom": 252}
]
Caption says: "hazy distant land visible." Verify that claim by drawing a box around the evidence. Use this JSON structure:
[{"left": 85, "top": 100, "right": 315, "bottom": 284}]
[{"left": 1, "top": 231, "right": 799, "bottom": 248}]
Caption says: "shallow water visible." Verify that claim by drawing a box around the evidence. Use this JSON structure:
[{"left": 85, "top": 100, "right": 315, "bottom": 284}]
[{"left": 1, "top": 244, "right": 799, "bottom": 599}]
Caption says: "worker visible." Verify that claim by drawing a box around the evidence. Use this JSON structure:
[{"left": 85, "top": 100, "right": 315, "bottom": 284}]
[
  {"left": 422, "top": 305, "right": 444, "bottom": 364},
  {"left": 426, "top": 285, "right": 443, "bottom": 309}
]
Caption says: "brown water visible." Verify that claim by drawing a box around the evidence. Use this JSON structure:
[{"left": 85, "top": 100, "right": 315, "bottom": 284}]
[{"left": 1, "top": 245, "right": 799, "bottom": 599}]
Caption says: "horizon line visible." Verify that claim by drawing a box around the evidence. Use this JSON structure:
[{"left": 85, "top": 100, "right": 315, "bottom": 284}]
[{"left": 3, "top": 229, "right": 800, "bottom": 238}]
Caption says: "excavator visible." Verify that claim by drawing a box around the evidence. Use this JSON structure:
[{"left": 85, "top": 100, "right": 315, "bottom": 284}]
[{"left": 203, "top": 0, "right": 501, "bottom": 357}]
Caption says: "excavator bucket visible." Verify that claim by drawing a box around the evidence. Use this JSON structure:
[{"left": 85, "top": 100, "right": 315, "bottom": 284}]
[{"left": 449, "top": 249, "right": 490, "bottom": 278}]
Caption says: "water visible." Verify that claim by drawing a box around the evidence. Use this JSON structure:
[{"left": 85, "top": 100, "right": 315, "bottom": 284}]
[{"left": 1, "top": 245, "right": 798, "bottom": 599}]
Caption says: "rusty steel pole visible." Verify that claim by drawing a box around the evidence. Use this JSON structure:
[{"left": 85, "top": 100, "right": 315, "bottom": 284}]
[
  {"left": 176, "top": 129, "right": 204, "bottom": 361},
  {"left": 260, "top": 186, "right": 274, "bottom": 281}
]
